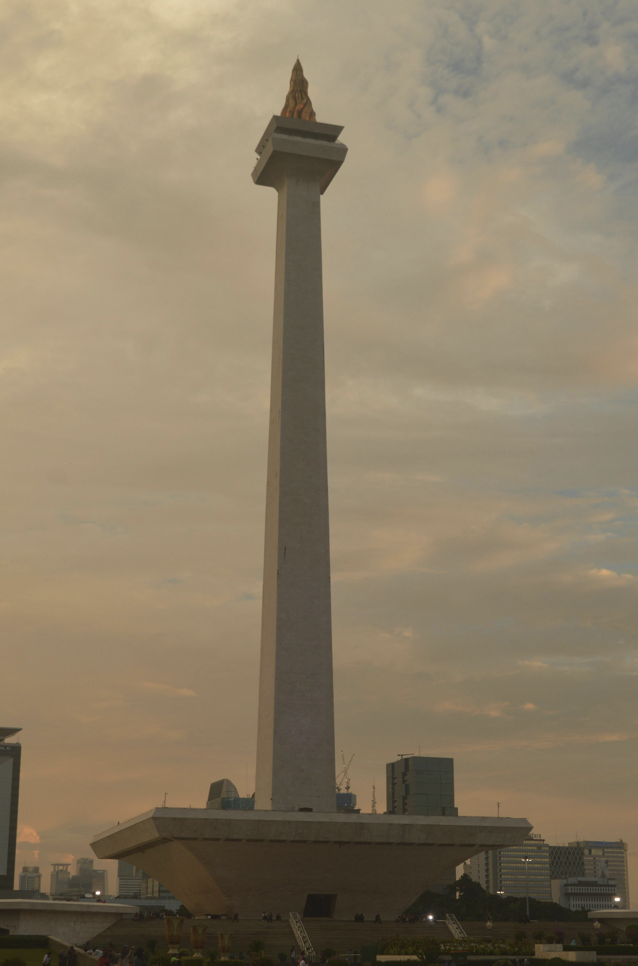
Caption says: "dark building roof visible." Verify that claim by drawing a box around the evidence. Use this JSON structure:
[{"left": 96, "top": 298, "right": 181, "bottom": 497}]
[{"left": 0, "top": 728, "right": 21, "bottom": 743}]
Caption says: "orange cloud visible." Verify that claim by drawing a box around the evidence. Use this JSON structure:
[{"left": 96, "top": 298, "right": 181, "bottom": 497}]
[{"left": 17, "top": 825, "right": 40, "bottom": 844}]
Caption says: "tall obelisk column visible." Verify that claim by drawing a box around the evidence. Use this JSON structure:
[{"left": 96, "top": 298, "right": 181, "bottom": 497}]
[{"left": 252, "top": 62, "right": 347, "bottom": 812}]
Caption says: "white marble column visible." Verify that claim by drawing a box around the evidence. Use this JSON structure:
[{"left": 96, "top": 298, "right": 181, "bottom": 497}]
[{"left": 252, "top": 115, "right": 347, "bottom": 812}]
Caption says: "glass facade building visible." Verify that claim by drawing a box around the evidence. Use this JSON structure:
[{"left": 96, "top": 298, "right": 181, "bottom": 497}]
[
  {"left": 471, "top": 837, "right": 630, "bottom": 908},
  {"left": 117, "top": 860, "right": 176, "bottom": 902},
  {"left": 549, "top": 845, "right": 585, "bottom": 880},
  {"left": 117, "top": 860, "right": 143, "bottom": 897},
  {"left": 18, "top": 866, "right": 42, "bottom": 892},
  {"left": 0, "top": 728, "right": 22, "bottom": 892},
  {"left": 572, "top": 841, "right": 629, "bottom": 908},
  {"left": 470, "top": 834, "right": 552, "bottom": 901},
  {"left": 386, "top": 756, "right": 458, "bottom": 816}
]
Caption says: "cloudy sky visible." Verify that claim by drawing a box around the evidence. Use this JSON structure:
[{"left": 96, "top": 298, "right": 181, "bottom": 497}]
[{"left": 3, "top": 0, "right": 638, "bottom": 901}]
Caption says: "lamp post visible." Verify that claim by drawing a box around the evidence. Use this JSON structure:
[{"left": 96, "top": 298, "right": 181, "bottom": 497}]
[{"left": 522, "top": 856, "right": 532, "bottom": 920}]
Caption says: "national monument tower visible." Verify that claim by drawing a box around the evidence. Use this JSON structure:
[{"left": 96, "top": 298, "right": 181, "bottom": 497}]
[
  {"left": 92, "top": 62, "right": 531, "bottom": 919},
  {"left": 254, "top": 60, "right": 345, "bottom": 815}
]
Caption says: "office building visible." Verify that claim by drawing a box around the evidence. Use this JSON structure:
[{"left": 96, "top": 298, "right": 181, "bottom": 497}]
[
  {"left": 91, "top": 868, "right": 108, "bottom": 895},
  {"left": 50, "top": 859, "right": 108, "bottom": 898},
  {"left": 117, "top": 860, "right": 174, "bottom": 902},
  {"left": 0, "top": 728, "right": 22, "bottom": 892},
  {"left": 59, "top": 858, "right": 107, "bottom": 897},
  {"left": 117, "top": 860, "right": 143, "bottom": 898},
  {"left": 551, "top": 877, "right": 619, "bottom": 912},
  {"left": 387, "top": 755, "right": 458, "bottom": 893},
  {"left": 386, "top": 756, "right": 458, "bottom": 816},
  {"left": 470, "top": 834, "right": 552, "bottom": 901},
  {"left": 470, "top": 836, "right": 630, "bottom": 909},
  {"left": 141, "top": 872, "right": 177, "bottom": 902},
  {"left": 572, "top": 841, "right": 629, "bottom": 908},
  {"left": 50, "top": 863, "right": 71, "bottom": 896},
  {"left": 549, "top": 844, "right": 585, "bottom": 880},
  {"left": 18, "top": 866, "right": 42, "bottom": 892}
]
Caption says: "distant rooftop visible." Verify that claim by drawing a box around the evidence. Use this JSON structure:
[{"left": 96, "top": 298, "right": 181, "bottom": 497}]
[{"left": 0, "top": 727, "right": 21, "bottom": 743}]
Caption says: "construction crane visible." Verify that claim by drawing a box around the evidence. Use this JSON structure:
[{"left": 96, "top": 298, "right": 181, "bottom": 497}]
[{"left": 335, "top": 750, "right": 354, "bottom": 793}]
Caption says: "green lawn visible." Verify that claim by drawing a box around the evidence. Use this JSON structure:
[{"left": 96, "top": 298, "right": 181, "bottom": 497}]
[{"left": 0, "top": 949, "right": 55, "bottom": 966}]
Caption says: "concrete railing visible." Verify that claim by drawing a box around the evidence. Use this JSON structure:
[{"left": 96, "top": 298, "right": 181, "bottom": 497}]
[
  {"left": 289, "top": 913, "right": 316, "bottom": 961},
  {"left": 49, "top": 937, "right": 99, "bottom": 966},
  {"left": 445, "top": 914, "right": 467, "bottom": 940}
]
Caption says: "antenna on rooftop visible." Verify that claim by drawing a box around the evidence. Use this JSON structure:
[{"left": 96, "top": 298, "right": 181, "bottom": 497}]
[{"left": 336, "top": 750, "right": 354, "bottom": 793}]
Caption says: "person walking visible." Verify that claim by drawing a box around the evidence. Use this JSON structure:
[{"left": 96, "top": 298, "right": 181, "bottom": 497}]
[
  {"left": 43, "top": 953, "right": 52, "bottom": 966},
  {"left": 68, "top": 948, "right": 77, "bottom": 966},
  {"left": 133, "top": 949, "right": 148, "bottom": 966},
  {"left": 58, "top": 951, "right": 67, "bottom": 966}
]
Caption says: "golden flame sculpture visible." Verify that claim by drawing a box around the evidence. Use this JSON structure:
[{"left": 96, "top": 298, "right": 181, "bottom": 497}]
[
  {"left": 280, "top": 59, "right": 316, "bottom": 121},
  {"left": 164, "top": 917, "right": 184, "bottom": 954},
  {"left": 218, "top": 933, "right": 233, "bottom": 961},
  {"left": 190, "top": 923, "right": 208, "bottom": 959}
]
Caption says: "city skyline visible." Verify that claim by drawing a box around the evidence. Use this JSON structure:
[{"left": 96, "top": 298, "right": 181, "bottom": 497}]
[{"left": 2, "top": 0, "right": 638, "bottom": 903}]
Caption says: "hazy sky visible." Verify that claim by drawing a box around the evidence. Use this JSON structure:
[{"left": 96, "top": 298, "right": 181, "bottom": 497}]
[{"left": 4, "top": 0, "right": 638, "bottom": 901}]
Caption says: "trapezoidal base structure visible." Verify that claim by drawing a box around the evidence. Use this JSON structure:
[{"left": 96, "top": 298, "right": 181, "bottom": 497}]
[{"left": 92, "top": 808, "right": 531, "bottom": 918}]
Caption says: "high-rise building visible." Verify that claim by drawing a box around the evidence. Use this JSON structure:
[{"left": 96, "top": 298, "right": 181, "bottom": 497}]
[
  {"left": 470, "top": 834, "right": 552, "bottom": 901},
  {"left": 74, "top": 856, "right": 94, "bottom": 894},
  {"left": 141, "top": 871, "right": 176, "bottom": 901},
  {"left": 57, "top": 858, "right": 108, "bottom": 897},
  {"left": 470, "top": 836, "right": 630, "bottom": 909},
  {"left": 50, "top": 863, "right": 71, "bottom": 896},
  {"left": 117, "top": 860, "right": 172, "bottom": 902},
  {"left": 387, "top": 755, "right": 458, "bottom": 893},
  {"left": 91, "top": 868, "right": 108, "bottom": 896},
  {"left": 551, "top": 877, "right": 619, "bottom": 912},
  {"left": 117, "top": 860, "right": 143, "bottom": 897},
  {"left": 18, "top": 866, "right": 42, "bottom": 892},
  {"left": 0, "top": 727, "right": 22, "bottom": 892},
  {"left": 549, "top": 844, "right": 585, "bottom": 880},
  {"left": 386, "top": 756, "right": 458, "bottom": 817},
  {"left": 571, "top": 841, "right": 629, "bottom": 908}
]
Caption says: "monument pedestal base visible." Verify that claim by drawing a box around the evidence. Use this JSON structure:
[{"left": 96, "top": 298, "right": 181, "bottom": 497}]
[{"left": 92, "top": 808, "right": 530, "bottom": 919}]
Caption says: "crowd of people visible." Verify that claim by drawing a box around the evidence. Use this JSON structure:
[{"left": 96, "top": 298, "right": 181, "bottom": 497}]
[{"left": 261, "top": 912, "right": 282, "bottom": 922}]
